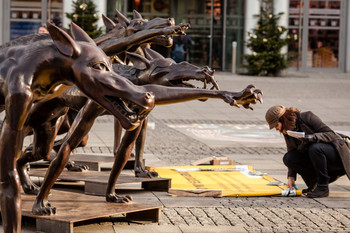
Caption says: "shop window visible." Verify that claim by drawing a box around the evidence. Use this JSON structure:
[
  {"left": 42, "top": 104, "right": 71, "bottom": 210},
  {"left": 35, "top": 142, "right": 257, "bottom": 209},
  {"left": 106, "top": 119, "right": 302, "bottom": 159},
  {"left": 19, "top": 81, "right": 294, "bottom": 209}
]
[{"left": 10, "top": 0, "right": 63, "bottom": 40}]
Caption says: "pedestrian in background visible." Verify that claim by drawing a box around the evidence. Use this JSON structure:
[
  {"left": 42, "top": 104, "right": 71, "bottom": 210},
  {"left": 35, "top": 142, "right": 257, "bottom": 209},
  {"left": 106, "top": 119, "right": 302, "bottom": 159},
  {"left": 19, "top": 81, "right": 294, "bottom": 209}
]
[
  {"left": 171, "top": 34, "right": 194, "bottom": 63},
  {"left": 265, "top": 105, "right": 350, "bottom": 198},
  {"left": 38, "top": 25, "right": 49, "bottom": 34}
]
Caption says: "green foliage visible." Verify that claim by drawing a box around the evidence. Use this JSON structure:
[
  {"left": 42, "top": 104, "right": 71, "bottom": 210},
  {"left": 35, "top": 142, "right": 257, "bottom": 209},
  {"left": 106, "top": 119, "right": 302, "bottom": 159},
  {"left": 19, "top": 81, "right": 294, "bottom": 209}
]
[
  {"left": 243, "top": 0, "right": 291, "bottom": 76},
  {"left": 66, "top": 0, "right": 103, "bottom": 39}
]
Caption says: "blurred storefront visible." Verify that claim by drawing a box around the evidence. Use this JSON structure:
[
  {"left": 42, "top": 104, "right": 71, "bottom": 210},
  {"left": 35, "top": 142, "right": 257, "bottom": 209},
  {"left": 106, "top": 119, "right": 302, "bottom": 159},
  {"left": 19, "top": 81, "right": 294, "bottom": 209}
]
[
  {"left": 1, "top": 0, "right": 64, "bottom": 41},
  {"left": 288, "top": 0, "right": 348, "bottom": 72},
  {"left": 105, "top": 0, "right": 350, "bottom": 73},
  {"left": 106, "top": 0, "right": 245, "bottom": 71},
  {"left": 0, "top": 0, "right": 349, "bottom": 73}
]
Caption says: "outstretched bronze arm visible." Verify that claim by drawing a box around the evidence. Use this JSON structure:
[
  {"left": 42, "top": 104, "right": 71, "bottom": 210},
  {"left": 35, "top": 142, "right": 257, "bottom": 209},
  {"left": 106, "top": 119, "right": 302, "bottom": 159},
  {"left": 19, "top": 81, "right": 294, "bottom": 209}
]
[{"left": 142, "top": 84, "right": 262, "bottom": 108}]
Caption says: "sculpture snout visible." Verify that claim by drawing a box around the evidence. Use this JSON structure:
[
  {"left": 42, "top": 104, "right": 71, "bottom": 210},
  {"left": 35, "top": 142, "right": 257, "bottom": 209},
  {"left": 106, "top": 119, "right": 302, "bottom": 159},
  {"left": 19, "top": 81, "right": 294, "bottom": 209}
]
[
  {"left": 144, "top": 92, "right": 155, "bottom": 110},
  {"left": 168, "top": 18, "right": 175, "bottom": 26}
]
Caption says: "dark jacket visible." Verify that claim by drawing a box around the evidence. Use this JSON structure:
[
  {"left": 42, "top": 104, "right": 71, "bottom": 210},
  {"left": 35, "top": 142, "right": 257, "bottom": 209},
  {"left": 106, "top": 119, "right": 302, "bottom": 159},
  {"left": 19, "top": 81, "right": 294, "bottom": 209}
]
[{"left": 284, "top": 111, "right": 350, "bottom": 180}]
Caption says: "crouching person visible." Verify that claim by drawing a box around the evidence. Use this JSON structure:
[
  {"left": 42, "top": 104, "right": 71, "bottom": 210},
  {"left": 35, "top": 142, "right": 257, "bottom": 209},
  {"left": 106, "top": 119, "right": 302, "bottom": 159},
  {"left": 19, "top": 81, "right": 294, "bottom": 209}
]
[{"left": 265, "top": 105, "right": 350, "bottom": 198}]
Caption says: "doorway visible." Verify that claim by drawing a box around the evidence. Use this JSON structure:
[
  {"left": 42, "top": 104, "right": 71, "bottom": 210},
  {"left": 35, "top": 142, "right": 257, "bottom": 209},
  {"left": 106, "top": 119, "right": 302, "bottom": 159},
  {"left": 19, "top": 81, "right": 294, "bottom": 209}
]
[{"left": 288, "top": 0, "right": 346, "bottom": 71}]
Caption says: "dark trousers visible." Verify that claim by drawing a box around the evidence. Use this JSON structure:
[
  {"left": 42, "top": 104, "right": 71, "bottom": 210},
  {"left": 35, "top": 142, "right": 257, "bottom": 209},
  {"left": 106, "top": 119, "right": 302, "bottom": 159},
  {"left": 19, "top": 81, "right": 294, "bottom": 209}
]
[{"left": 283, "top": 142, "right": 346, "bottom": 187}]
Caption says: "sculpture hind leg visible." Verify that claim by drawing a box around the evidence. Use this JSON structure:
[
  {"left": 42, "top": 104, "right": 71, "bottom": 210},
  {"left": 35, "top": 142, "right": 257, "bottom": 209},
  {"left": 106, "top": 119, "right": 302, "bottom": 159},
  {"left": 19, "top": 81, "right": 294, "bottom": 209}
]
[
  {"left": 17, "top": 114, "right": 67, "bottom": 195},
  {"left": 0, "top": 91, "right": 33, "bottom": 233},
  {"left": 113, "top": 118, "right": 158, "bottom": 178},
  {"left": 106, "top": 126, "right": 142, "bottom": 203},
  {"left": 134, "top": 118, "right": 158, "bottom": 178}
]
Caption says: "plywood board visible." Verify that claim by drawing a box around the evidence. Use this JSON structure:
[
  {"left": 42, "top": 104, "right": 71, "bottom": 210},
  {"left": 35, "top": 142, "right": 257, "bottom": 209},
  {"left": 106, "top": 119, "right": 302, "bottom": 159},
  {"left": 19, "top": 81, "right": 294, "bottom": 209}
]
[
  {"left": 151, "top": 165, "right": 302, "bottom": 197},
  {"left": 20, "top": 189, "right": 161, "bottom": 233}
]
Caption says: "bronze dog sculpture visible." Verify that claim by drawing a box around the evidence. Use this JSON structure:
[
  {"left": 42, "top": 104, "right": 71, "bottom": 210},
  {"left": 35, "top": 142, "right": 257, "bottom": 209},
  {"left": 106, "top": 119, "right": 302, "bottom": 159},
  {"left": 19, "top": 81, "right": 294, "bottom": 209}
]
[
  {"left": 32, "top": 66, "right": 262, "bottom": 216},
  {"left": 17, "top": 48, "right": 217, "bottom": 194},
  {"left": 0, "top": 22, "right": 155, "bottom": 233},
  {"left": 16, "top": 13, "right": 189, "bottom": 194}
]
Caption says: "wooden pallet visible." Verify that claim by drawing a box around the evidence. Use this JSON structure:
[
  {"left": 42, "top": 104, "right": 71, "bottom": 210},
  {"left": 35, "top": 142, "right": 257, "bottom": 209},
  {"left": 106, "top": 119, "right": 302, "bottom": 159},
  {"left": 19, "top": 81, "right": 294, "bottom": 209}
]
[
  {"left": 34, "top": 153, "right": 143, "bottom": 171},
  {"left": 29, "top": 168, "right": 171, "bottom": 195},
  {"left": 21, "top": 189, "right": 161, "bottom": 233}
]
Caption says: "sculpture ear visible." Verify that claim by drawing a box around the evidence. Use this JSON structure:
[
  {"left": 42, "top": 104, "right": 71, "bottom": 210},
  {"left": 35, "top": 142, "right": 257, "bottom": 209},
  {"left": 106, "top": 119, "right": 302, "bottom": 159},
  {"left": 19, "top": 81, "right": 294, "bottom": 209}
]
[
  {"left": 144, "top": 47, "right": 164, "bottom": 60},
  {"left": 115, "top": 9, "right": 130, "bottom": 27},
  {"left": 126, "top": 51, "right": 150, "bottom": 70},
  {"left": 47, "top": 22, "right": 80, "bottom": 57},
  {"left": 102, "top": 14, "right": 116, "bottom": 30},
  {"left": 70, "top": 22, "right": 96, "bottom": 45},
  {"left": 133, "top": 10, "right": 143, "bottom": 19}
]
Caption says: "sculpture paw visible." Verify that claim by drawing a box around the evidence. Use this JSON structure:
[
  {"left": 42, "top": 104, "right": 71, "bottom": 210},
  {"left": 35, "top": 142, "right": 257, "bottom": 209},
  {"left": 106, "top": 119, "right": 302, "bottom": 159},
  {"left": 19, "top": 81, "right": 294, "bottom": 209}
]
[
  {"left": 65, "top": 161, "right": 89, "bottom": 172},
  {"left": 225, "top": 85, "right": 263, "bottom": 109},
  {"left": 17, "top": 165, "right": 40, "bottom": 195},
  {"left": 106, "top": 193, "right": 133, "bottom": 203},
  {"left": 135, "top": 167, "right": 158, "bottom": 178},
  {"left": 22, "top": 182, "right": 40, "bottom": 195},
  {"left": 32, "top": 200, "right": 56, "bottom": 215}
]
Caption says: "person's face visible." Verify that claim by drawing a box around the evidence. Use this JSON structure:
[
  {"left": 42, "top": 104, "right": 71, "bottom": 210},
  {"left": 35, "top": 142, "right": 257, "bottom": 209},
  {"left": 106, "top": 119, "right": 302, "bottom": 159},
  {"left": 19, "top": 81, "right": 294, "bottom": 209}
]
[
  {"left": 274, "top": 122, "right": 284, "bottom": 134},
  {"left": 39, "top": 27, "right": 49, "bottom": 34}
]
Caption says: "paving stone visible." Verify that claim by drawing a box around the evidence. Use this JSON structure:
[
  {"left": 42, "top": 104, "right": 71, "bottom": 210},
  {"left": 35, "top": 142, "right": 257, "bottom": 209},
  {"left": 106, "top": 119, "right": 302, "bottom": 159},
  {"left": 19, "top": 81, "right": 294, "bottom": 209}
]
[
  {"left": 187, "top": 208, "right": 216, "bottom": 226},
  {"left": 162, "top": 208, "right": 187, "bottom": 225},
  {"left": 174, "top": 208, "right": 200, "bottom": 225}
]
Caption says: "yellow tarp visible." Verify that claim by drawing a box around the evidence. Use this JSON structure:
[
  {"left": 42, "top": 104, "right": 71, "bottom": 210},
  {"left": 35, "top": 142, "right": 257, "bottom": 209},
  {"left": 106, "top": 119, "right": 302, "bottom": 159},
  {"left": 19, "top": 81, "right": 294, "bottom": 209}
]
[{"left": 151, "top": 165, "right": 301, "bottom": 197}]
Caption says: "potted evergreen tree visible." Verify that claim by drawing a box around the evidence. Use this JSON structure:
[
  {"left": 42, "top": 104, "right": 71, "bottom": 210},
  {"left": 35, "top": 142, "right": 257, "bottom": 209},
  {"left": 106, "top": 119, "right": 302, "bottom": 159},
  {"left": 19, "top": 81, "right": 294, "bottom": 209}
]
[{"left": 243, "top": 0, "right": 291, "bottom": 76}]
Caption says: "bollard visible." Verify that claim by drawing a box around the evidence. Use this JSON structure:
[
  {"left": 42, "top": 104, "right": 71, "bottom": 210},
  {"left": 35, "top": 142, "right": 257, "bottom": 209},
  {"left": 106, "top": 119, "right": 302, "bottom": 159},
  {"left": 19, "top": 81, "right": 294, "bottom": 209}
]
[{"left": 231, "top": 41, "right": 237, "bottom": 74}]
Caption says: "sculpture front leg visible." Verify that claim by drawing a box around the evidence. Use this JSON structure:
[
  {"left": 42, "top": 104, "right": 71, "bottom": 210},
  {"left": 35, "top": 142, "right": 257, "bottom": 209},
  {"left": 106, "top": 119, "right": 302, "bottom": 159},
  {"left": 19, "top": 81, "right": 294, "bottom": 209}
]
[
  {"left": 33, "top": 100, "right": 105, "bottom": 215},
  {"left": 134, "top": 118, "right": 158, "bottom": 178},
  {"left": 32, "top": 143, "right": 69, "bottom": 215},
  {"left": 106, "top": 126, "right": 142, "bottom": 203},
  {"left": 113, "top": 118, "right": 123, "bottom": 157}
]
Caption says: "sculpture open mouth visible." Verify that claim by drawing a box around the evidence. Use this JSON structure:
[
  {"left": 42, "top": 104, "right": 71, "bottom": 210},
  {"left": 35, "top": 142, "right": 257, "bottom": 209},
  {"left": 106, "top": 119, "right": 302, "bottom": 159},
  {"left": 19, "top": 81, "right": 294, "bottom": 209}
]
[
  {"left": 149, "top": 23, "right": 189, "bottom": 47},
  {"left": 105, "top": 95, "right": 150, "bottom": 125},
  {"left": 149, "top": 35, "right": 173, "bottom": 47},
  {"left": 168, "top": 74, "right": 219, "bottom": 90}
]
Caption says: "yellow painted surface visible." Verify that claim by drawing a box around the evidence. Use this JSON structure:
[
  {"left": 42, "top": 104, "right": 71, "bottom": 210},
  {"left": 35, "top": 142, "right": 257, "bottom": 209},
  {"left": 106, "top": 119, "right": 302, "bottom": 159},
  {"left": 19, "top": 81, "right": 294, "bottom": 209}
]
[{"left": 151, "top": 165, "right": 302, "bottom": 197}]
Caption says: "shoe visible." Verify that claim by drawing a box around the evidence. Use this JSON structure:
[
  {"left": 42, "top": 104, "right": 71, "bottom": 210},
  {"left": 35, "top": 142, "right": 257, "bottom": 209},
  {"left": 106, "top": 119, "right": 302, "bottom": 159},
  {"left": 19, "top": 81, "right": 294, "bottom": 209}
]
[
  {"left": 306, "top": 185, "right": 329, "bottom": 198},
  {"left": 302, "top": 183, "right": 317, "bottom": 194},
  {"left": 302, "top": 187, "right": 314, "bottom": 194}
]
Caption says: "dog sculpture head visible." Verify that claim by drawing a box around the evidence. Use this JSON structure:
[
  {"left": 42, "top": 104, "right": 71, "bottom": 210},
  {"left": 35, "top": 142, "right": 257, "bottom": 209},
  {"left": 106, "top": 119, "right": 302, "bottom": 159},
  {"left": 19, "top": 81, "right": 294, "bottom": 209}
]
[{"left": 46, "top": 22, "right": 155, "bottom": 130}]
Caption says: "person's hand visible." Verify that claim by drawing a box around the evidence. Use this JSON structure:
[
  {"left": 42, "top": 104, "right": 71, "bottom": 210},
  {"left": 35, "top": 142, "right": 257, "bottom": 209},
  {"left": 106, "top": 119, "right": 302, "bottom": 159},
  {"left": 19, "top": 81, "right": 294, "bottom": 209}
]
[{"left": 287, "top": 177, "right": 296, "bottom": 189}]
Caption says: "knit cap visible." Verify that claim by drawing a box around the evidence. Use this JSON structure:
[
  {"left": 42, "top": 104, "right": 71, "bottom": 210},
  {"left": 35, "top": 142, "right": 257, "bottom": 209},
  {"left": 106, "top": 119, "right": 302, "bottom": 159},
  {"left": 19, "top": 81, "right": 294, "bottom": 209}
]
[{"left": 265, "top": 105, "right": 286, "bottom": 129}]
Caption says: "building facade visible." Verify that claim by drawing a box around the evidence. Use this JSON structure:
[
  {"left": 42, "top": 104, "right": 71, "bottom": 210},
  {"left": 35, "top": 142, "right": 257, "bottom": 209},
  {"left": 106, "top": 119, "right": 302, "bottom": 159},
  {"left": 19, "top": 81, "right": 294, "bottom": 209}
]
[{"left": 1, "top": 0, "right": 349, "bottom": 73}]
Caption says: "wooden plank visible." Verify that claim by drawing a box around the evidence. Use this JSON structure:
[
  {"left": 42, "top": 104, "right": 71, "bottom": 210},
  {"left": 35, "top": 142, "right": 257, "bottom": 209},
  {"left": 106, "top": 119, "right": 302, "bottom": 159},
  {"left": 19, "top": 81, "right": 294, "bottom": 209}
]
[
  {"left": 168, "top": 189, "right": 222, "bottom": 197},
  {"left": 126, "top": 208, "right": 160, "bottom": 222},
  {"left": 20, "top": 189, "right": 162, "bottom": 233},
  {"left": 36, "top": 219, "right": 73, "bottom": 233},
  {"left": 47, "top": 153, "right": 144, "bottom": 171},
  {"left": 29, "top": 168, "right": 171, "bottom": 195},
  {"left": 191, "top": 156, "right": 233, "bottom": 166}
]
